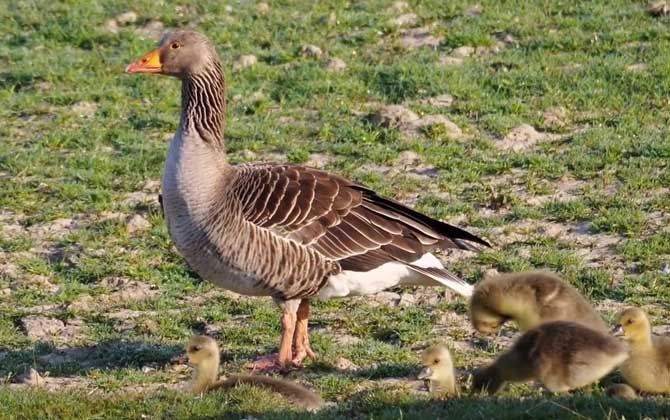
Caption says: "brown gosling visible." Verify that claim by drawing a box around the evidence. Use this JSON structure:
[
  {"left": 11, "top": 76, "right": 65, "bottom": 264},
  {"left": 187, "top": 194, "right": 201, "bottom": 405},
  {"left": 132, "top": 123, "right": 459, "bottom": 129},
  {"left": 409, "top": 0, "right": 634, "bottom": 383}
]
[
  {"left": 607, "top": 383, "right": 638, "bottom": 400},
  {"left": 613, "top": 307, "right": 670, "bottom": 394},
  {"left": 469, "top": 271, "right": 607, "bottom": 334},
  {"left": 472, "top": 321, "right": 628, "bottom": 394},
  {"left": 185, "top": 335, "right": 326, "bottom": 411},
  {"left": 418, "top": 344, "right": 458, "bottom": 396}
]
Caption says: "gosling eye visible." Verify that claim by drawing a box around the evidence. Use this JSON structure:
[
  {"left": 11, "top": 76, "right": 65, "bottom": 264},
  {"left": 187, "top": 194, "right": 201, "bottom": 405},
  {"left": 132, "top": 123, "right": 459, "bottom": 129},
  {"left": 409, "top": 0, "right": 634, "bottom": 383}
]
[
  {"left": 627, "top": 319, "right": 634, "bottom": 325},
  {"left": 170, "top": 42, "right": 181, "bottom": 49},
  {"left": 434, "top": 358, "right": 440, "bottom": 364}
]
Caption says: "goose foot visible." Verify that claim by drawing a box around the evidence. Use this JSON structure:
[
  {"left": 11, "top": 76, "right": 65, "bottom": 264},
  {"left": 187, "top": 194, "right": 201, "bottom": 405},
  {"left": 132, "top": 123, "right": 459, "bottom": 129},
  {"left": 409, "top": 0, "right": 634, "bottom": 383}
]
[
  {"left": 248, "top": 353, "right": 286, "bottom": 373},
  {"left": 248, "top": 300, "right": 300, "bottom": 373},
  {"left": 291, "top": 299, "right": 315, "bottom": 366}
]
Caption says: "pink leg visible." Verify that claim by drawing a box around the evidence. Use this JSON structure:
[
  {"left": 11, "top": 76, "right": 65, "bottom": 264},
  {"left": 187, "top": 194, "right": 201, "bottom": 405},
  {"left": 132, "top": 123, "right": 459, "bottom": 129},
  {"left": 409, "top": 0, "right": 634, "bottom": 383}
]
[
  {"left": 292, "top": 299, "right": 315, "bottom": 366},
  {"left": 248, "top": 300, "right": 299, "bottom": 373}
]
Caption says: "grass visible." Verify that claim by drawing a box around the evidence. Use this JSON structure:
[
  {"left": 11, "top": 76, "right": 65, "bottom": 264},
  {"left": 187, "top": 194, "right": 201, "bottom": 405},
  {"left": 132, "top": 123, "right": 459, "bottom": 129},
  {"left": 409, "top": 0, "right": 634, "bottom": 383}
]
[{"left": 1, "top": 0, "right": 670, "bottom": 418}]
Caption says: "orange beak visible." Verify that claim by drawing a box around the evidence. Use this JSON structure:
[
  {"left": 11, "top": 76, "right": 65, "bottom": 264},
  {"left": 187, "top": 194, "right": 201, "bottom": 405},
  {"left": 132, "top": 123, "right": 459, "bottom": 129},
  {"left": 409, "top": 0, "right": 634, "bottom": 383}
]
[{"left": 125, "top": 49, "right": 162, "bottom": 74}]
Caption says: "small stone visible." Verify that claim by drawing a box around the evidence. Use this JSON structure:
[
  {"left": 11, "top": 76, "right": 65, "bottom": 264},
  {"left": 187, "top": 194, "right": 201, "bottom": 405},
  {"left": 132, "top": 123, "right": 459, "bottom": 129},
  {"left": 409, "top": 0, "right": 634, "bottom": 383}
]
[
  {"left": 68, "top": 295, "right": 94, "bottom": 312},
  {"left": 135, "top": 20, "right": 164, "bottom": 40},
  {"left": 126, "top": 214, "right": 151, "bottom": 234},
  {"left": 233, "top": 54, "right": 258, "bottom": 71},
  {"left": 101, "top": 276, "right": 131, "bottom": 289},
  {"left": 413, "top": 115, "right": 463, "bottom": 139},
  {"left": 421, "top": 94, "right": 454, "bottom": 108},
  {"left": 626, "top": 63, "right": 648, "bottom": 72},
  {"left": 121, "top": 191, "right": 154, "bottom": 206},
  {"left": 497, "top": 124, "right": 545, "bottom": 152},
  {"left": 18, "top": 368, "right": 45, "bottom": 386},
  {"left": 28, "top": 218, "right": 79, "bottom": 239},
  {"left": 256, "top": 2, "right": 270, "bottom": 15},
  {"left": 542, "top": 106, "right": 567, "bottom": 128},
  {"left": 372, "top": 291, "right": 401, "bottom": 306},
  {"left": 398, "top": 293, "right": 416, "bottom": 307},
  {"left": 439, "top": 56, "right": 464, "bottom": 67},
  {"left": 395, "top": 150, "right": 422, "bottom": 166},
  {"left": 103, "top": 19, "right": 119, "bottom": 34},
  {"left": 115, "top": 11, "right": 138, "bottom": 25},
  {"left": 305, "top": 153, "right": 333, "bottom": 169},
  {"left": 400, "top": 28, "right": 443, "bottom": 50},
  {"left": 326, "top": 58, "right": 346, "bottom": 72},
  {"left": 22, "top": 274, "right": 60, "bottom": 293},
  {"left": 389, "top": 1, "right": 409, "bottom": 12},
  {"left": 388, "top": 13, "right": 417, "bottom": 27},
  {"left": 369, "top": 105, "right": 419, "bottom": 129},
  {"left": 22, "top": 316, "right": 64, "bottom": 340},
  {"left": 451, "top": 46, "right": 475, "bottom": 58},
  {"left": 71, "top": 101, "right": 97, "bottom": 118},
  {"left": 334, "top": 356, "right": 359, "bottom": 372},
  {"left": 465, "top": 4, "right": 483, "bottom": 16},
  {"left": 325, "top": 12, "right": 337, "bottom": 26},
  {"left": 142, "top": 179, "right": 161, "bottom": 192},
  {"left": 300, "top": 44, "right": 323, "bottom": 58}
]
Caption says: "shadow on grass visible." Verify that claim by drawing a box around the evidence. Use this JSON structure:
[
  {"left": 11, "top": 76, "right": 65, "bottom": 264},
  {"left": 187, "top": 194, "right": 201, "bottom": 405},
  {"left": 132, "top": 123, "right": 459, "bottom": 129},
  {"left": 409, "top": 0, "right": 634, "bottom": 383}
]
[{"left": 0, "top": 339, "right": 184, "bottom": 377}]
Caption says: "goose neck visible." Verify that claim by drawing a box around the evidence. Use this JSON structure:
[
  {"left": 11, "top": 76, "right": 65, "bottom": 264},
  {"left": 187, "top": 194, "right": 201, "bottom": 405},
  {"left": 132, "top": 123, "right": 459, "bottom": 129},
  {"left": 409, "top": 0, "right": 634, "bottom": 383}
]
[{"left": 180, "top": 61, "right": 227, "bottom": 151}]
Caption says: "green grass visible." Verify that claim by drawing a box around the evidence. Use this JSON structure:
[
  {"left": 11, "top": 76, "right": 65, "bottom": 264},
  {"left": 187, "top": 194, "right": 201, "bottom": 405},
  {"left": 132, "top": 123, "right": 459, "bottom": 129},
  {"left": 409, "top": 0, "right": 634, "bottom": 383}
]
[{"left": 1, "top": 0, "right": 670, "bottom": 418}]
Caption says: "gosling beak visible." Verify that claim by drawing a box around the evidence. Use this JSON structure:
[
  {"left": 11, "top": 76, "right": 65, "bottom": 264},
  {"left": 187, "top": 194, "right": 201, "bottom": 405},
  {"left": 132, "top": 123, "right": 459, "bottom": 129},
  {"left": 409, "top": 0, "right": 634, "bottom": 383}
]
[
  {"left": 125, "top": 49, "right": 162, "bottom": 74},
  {"left": 418, "top": 367, "right": 432, "bottom": 380},
  {"left": 611, "top": 325, "right": 624, "bottom": 337}
]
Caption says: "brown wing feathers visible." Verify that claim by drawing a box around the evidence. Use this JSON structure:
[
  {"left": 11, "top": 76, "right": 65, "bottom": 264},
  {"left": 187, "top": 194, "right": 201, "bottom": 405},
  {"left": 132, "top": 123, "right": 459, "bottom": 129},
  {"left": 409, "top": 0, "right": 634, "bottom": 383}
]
[{"left": 232, "top": 164, "right": 489, "bottom": 273}]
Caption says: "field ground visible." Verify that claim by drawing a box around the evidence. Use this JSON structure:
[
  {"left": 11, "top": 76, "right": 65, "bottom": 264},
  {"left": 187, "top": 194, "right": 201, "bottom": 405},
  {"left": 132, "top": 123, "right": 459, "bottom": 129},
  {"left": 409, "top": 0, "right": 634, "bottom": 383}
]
[{"left": 1, "top": 0, "right": 670, "bottom": 418}]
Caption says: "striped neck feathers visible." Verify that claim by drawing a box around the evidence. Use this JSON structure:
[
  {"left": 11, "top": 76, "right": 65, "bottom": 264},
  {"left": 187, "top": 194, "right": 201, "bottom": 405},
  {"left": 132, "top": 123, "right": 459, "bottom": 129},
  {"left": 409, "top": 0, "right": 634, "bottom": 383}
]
[{"left": 180, "top": 60, "right": 226, "bottom": 150}]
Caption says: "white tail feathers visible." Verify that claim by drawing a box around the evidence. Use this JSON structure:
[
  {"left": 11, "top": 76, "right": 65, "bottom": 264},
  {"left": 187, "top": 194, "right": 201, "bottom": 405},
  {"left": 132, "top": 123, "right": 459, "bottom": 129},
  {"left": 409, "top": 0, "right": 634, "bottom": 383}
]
[{"left": 408, "top": 265, "right": 474, "bottom": 297}]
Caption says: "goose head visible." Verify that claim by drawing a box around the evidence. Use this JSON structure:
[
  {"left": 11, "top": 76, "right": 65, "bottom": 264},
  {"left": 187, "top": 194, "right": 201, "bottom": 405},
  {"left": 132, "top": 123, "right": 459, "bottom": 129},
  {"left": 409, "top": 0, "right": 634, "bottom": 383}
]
[
  {"left": 126, "top": 31, "right": 219, "bottom": 78},
  {"left": 185, "top": 335, "right": 219, "bottom": 365},
  {"left": 418, "top": 344, "right": 453, "bottom": 381},
  {"left": 613, "top": 307, "right": 651, "bottom": 343}
]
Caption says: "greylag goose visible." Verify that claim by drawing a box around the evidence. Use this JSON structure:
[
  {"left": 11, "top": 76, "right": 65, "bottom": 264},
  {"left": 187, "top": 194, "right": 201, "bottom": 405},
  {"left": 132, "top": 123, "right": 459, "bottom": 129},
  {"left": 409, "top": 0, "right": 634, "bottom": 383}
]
[
  {"left": 613, "top": 307, "right": 670, "bottom": 394},
  {"left": 125, "top": 31, "right": 490, "bottom": 370}
]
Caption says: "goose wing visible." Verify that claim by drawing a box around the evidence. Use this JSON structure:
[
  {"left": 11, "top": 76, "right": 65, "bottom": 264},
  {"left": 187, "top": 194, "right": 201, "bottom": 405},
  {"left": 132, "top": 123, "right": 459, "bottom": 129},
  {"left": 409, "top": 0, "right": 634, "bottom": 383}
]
[{"left": 230, "top": 164, "right": 489, "bottom": 275}]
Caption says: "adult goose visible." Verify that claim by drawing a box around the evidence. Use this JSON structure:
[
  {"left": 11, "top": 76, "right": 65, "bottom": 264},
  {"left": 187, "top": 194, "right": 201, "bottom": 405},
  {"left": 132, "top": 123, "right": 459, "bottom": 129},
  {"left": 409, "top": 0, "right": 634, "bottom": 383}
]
[{"left": 125, "top": 31, "right": 490, "bottom": 370}]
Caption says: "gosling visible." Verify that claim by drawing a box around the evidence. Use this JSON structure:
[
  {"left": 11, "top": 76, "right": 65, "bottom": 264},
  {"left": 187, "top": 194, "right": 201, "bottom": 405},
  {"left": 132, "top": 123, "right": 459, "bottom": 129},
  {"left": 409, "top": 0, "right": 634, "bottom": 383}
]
[
  {"left": 614, "top": 307, "right": 670, "bottom": 394},
  {"left": 469, "top": 271, "right": 607, "bottom": 334},
  {"left": 472, "top": 321, "right": 628, "bottom": 394},
  {"left": 418, "top": 344, "right": 458, "bottom": 396},
  {"left": 186, "top": 335, "right": 326, "bottom": 411}
]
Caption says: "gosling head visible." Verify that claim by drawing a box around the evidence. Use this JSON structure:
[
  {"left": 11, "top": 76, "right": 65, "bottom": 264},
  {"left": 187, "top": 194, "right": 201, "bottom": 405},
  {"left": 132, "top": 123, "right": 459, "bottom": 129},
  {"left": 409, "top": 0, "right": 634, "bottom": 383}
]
[
  {"left": 185, "top": 335, "right": 219, "bottom": 365},
  {"left": 125, "top": 31, "right": 219, "bottom": 78},
  {"left": 418, "top": 344, "right": 453, "bottom": 381},
  {"left": 613, "top": 307, "right": 651, "bottom": 343},
  {"left": 470, "top": 296, "right": 508, "bottom": 334}
]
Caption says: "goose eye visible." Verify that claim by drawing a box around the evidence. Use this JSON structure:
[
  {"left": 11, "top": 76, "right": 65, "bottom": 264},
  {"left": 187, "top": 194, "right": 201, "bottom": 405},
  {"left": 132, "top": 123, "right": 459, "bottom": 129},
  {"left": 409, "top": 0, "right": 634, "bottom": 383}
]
[{"left": 170, "top": 42, "right": 180, "bottom": 49}]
